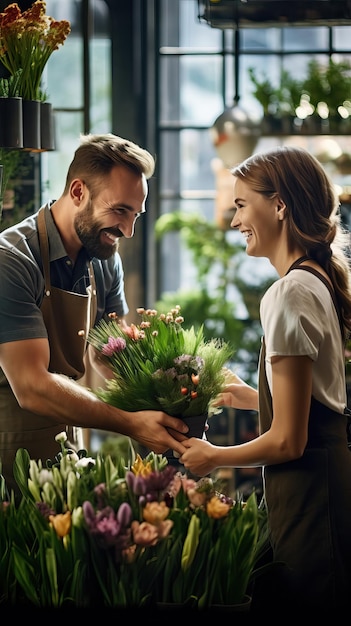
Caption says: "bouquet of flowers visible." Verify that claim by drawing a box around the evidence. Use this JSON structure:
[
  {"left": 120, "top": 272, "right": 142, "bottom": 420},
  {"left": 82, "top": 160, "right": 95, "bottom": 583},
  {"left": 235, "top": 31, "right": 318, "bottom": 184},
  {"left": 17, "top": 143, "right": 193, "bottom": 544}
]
[
  {"left": 0, "top": 432, "right": 270, "bottom": 608},
  {"left": 88, "top": 305, "right": 233, "bottom": 419},
  {"left": 0, "top": 1, "right": 71, "bottom": 101}
]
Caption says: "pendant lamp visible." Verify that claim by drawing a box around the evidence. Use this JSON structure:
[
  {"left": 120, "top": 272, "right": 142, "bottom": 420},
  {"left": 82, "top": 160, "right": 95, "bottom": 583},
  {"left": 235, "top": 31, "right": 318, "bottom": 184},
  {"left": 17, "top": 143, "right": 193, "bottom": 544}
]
[{"left": 210, "top": 30, "right": 261, "bottom": 168}]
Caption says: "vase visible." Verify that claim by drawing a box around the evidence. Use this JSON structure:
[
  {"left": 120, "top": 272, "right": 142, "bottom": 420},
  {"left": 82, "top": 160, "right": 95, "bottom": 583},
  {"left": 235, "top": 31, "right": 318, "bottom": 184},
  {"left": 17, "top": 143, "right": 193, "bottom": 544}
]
[
  {"left": 22, "top": 99, "right": 41, "bottom": 151},
  {"left": 40, "top": 101, "right": 56, "bottom": 151},
  {"left": 156, "top": 603, "right": 191, "bottom": 610},
  {"left": 0, "top": 96, "right": 23, "bottom": 148},
  {"left": 163, "top": 413, "right": 208, "bottom": 464},
  {"left": 209, "top": 594, "right": 252, "bottom": 612}
]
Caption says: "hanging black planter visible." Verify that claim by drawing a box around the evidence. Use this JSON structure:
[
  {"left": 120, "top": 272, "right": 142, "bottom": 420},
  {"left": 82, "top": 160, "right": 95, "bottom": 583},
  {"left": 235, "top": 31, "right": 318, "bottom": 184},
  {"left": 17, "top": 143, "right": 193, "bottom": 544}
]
[
  {"left": 0, "top": 96, "right": 24, "bottom": 149},
  {"left": 22, "top": 99, "right": 41, "bottom": 151},
  {"left": 40, "top": 101, "right": 55, "bottom": 151}
]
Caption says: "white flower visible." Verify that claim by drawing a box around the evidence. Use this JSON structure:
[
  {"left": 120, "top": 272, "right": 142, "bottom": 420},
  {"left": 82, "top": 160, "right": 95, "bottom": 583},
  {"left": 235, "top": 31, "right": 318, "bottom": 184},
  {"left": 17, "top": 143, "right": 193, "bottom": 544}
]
[
  {"left": 72, "top": 506, "right": 84, "bottom": 527},
  {"left": 38, "top": 469, "right": 54, "bottom": 487},
  {"left": 75, "top": 457, "right": 96, "bottom": 472},
  {"left": 55, "top": 431, "right": 68, "bottom": 444}
]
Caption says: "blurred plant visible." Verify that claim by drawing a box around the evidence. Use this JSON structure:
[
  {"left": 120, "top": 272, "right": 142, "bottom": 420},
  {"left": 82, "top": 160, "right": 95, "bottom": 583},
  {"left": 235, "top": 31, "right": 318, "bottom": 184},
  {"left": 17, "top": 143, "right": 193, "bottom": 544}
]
[
  {"left": 0, "top": 148, "right": 32, "bottom": 226},
  {"left": 0, "top": 147, "right": 20, "bottom": 219},
  {"left": 154, "top": 211, "right": 274, "bottom": 384},
  {"left": 302, "top": 57, "right": 351, "bottom": 119}
]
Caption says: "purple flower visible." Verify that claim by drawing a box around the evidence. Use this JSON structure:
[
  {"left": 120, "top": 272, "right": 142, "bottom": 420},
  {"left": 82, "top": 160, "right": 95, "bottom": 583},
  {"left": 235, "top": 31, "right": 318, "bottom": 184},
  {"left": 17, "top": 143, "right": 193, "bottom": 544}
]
[
  {"left": 93, "top": 482, "right": 108, "bottom": 509},
  {"left": 126, "top": 470, "right": 147, "bottom": 496},
  {"left": 36, "top": 501, "right": 55, "bottom": 520},
  {"left": 152, "top": 367, "right": 177, "bottom": 380},
  {"left": 117, "top": 502, "right": 133, "bottom": 527},
  {"left": 101, "top": 336, "right": 126, "bottom": 357},
  {"left": 173, "top": 354, "right": 204, "bottom": 371},
  {"left": 173, "top": 354, "right": 193, "bottom": 367},
  {"left": 82, "top": 501, "right": 133, "bottom": 550}
]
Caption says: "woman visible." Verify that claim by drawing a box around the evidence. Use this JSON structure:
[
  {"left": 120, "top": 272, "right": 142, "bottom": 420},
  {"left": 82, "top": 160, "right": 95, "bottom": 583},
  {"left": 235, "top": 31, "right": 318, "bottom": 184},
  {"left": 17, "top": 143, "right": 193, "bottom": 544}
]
[{"left": 179, "top": 146, "right": 351, "bottom": 610}]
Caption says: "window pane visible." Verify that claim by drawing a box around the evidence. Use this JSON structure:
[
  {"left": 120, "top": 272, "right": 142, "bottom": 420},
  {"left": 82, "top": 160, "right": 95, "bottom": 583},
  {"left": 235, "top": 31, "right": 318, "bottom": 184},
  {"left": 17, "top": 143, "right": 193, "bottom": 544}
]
[
  {"left": 159, "top": 57, "right": 181, "bottom": 123},
  {"left": 180, "top": 130, "right": 217, "bottom": 192},
  {"left": 46, "top": 38, "right": 83, "bottom": 109},
  {"left": 334, "top": 26, "right": 351, "bottom": 49},
  {"left": 160, "top": 0, "right": 222, "bottom": 48},
  {"left": 90, "top": 39, "right": 111, "bottom": 132},
  {"left": 241, "top": 27, "right": 282, "bottom": 51},
  {"left": 41, "top": 112, "right": 84, "bottom": 203},
  {"left": 44, "top": 0, "right": 83, "bottom": 108},
  {"left": 159, "top": 131, "right": 216, "bottom": 195},
  {"left": 282, "top": 27, "right": 329, "bottom": 50},
  {"left": 159, "top": 199, "right": 216, "bottom": 294},
  {"left": 159, "top": 132, "right": 181, "bottom": 194},
  {"left": 159, "top": 56, "right": 223, "bottom": 125},
  {"left": 180, "top": 0, "right": 221, "bottom": 48},
  {"left": 180, "top": 56, "right": 224, "bottom": 124}
]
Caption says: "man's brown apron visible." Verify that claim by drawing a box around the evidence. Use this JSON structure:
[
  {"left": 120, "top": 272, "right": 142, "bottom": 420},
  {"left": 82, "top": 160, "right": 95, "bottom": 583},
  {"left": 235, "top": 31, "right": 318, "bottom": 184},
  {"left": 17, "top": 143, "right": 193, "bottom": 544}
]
[{"left": 0, "top": 207, "right": 97, "bottom": 495}]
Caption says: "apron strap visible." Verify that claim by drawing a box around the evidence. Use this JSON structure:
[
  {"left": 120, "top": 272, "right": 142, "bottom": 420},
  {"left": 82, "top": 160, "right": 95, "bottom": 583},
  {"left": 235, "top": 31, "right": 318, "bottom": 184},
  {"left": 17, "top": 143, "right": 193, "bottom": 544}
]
[
  {"left": 37, "top": 206, "right": 51, "bottom": 291},
  {"left": 37, "top": 206, "right": 97, "bottom": 325}
]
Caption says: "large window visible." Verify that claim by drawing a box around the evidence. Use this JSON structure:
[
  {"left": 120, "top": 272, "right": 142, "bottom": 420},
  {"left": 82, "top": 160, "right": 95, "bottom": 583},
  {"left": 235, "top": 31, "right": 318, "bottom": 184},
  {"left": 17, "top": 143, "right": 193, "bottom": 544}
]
[
  {"left": 41, "top": 0, "right": 111, "bottom": 203},
  {"left": 157, "top": 0, "right": 351, "bottom": 300}
]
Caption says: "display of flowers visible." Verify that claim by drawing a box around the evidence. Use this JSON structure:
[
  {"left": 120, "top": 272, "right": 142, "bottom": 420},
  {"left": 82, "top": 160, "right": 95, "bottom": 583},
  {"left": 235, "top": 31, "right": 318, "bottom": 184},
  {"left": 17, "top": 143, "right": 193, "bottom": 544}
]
[
  {"left": 0, "top": 432, "right": 270, "bottom": 608},
  {"left": 0, "top": 1, "right": 71, "bottom": 101},
  {"left": 88, "top": 305, "right": 233, "bottom": 419}
]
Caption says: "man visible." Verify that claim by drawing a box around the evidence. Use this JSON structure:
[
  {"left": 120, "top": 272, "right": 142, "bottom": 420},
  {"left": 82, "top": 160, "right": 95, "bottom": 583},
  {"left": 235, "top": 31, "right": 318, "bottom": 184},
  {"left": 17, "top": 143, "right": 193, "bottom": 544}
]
[{"left": 0, "top": 133, "right": 187, "bottom": 495}]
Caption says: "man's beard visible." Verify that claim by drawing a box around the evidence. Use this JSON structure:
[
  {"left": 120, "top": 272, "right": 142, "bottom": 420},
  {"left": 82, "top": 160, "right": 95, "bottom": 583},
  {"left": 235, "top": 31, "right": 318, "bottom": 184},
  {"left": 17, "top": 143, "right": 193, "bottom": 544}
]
[{"left": 74, "top": 203, "right": 121, "bottom": 260}]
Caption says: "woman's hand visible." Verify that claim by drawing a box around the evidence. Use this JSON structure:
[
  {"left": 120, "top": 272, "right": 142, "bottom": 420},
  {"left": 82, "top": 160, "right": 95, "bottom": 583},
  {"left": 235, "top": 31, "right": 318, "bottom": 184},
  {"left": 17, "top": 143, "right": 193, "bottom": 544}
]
[
  {"left": 179, "top": 437, "right": 217, "bottom": 477},
  {"left": 215, "top": 368, "right": 259, "bottom": 411}
]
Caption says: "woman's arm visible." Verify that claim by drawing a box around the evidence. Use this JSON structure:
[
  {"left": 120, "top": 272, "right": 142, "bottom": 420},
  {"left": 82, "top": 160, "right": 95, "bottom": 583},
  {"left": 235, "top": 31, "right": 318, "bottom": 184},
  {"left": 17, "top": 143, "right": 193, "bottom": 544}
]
[{"left": 180, "top": 355, "right": 312, "bottom": 476}]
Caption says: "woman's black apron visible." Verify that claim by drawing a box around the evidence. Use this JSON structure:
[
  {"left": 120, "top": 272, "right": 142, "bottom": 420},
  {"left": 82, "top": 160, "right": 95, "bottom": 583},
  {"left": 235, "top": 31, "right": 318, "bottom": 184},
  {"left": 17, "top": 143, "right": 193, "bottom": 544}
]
[{"left": 257, "top": 263, "right": 351, "bottom": 609}]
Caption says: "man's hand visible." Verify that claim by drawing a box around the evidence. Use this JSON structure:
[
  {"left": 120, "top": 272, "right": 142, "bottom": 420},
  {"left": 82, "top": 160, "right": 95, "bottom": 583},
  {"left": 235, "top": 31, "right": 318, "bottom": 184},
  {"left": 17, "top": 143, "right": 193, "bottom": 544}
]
[{"left": 126, "top": 411, "right": 189, "bottom": 457}]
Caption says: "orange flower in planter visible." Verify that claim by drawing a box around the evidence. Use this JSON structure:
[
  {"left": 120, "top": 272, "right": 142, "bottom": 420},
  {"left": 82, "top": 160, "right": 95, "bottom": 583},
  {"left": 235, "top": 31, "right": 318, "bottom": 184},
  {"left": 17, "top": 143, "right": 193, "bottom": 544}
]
[{"left": 0, "top": 0, "right": 71, "bottom": 101}]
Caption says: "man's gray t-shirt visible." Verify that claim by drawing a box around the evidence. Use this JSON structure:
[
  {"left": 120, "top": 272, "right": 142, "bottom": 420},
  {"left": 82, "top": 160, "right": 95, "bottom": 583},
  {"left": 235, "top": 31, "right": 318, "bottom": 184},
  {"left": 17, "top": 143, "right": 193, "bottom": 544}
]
[{"left": 0, "top": 203, "right": 129, "bottom": 345}]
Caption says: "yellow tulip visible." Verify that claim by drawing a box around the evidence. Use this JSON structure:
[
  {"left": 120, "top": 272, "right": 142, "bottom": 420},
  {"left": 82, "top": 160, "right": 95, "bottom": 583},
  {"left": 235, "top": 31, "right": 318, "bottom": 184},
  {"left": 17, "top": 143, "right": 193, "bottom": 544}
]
[
  {"left": 143, "top": 501, "right": 170, "bottom": 524},
  {"left": 49, "top": 511, "right": 72, "bottom": 538},
  {"left": 206, "top": 496, "right": 231, "bottom": 519}
]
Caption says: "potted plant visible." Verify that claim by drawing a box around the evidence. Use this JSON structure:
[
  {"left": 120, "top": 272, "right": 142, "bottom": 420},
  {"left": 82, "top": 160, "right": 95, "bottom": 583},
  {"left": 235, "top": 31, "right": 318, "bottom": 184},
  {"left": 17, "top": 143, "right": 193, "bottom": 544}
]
[
  {"left": 248, "top": 58, "right": 351, "bottom": 135},
  {"left": 88, "top": 305, "right": 233, "bottom": 462},
  {"left": 0, "top": 1, "right": 71, "bottom": 150},
  {"left": 248, "top": 66, "right": 303, "bottom": 133},
  {"left": 0, "top": 70, "right": 23, "bottom": 149},
  {"left": 0, "top": 1, "right": 70, "bottom": 102},
  {"left": 0, "top": 431, "right": 275, "bottom": 609},
  {"left": 301, "top": 58, "right": 351, "bottom": 133}
]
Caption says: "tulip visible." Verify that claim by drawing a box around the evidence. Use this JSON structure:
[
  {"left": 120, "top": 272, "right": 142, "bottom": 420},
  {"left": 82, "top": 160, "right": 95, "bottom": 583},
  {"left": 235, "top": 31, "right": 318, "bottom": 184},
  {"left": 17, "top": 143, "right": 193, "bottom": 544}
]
[
  {"left": 49, "top": 511, "right": 72, "bottom": 538},
  {"left": 206, "top": 495, "right": 231, "bottom": 519},
  {"left": 142, "top": 501, "right": 170, "bottom": 524},
  {"left": 181, "top": 514, "right": 200, "bottom": 570},
  {"left": 131, "top": 521, "right": 159, "bottom": 546}
]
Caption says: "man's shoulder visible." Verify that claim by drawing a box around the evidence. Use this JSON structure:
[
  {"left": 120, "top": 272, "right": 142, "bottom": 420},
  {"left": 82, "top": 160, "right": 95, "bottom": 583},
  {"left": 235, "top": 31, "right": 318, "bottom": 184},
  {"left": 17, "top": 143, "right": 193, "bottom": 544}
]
[{"left": 0, "top": 211, "right": 39, "bottom": 245}]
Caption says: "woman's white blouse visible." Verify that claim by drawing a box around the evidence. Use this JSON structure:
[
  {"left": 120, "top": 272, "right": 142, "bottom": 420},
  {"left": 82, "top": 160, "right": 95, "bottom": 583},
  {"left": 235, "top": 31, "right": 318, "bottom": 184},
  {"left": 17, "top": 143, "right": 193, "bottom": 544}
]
[{"left": 260, "top": 269, "right": 347, "bottom": 413}]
